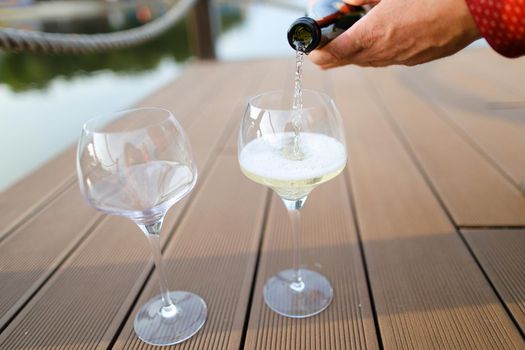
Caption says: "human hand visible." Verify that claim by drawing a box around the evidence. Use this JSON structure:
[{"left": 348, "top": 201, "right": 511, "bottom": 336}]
[{"left": 309, "top": 0, "right": 481, "bottom": 68}]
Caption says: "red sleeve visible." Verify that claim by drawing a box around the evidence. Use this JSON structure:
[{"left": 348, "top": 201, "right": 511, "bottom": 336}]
[{"left": 465, "top": 0, "right": 525, "bottom": 58}]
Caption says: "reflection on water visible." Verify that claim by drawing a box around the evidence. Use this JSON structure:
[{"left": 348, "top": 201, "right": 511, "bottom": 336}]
[
  {"left": 0, "top": 3, "right": 244, "bottom": 91},
  {"left": 0, "top": 2, "right": 301, "bottom": 191},
  {"left": 0, "top": 20, "right": 191, "bottom": 91}
]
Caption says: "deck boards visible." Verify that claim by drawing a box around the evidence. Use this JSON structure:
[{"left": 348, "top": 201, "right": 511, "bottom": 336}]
[
  {"left": 1, "top": 49, "right": 525, "bottom": 349},
  {"left": 462, "top": 228, "right": 525, "bottom": 334},
  {"left": 0, "top": 186, "right": 102, "bottom": 331},
  {"left": 399, "top": 52, "right": 525, "bottom": 191},
  {"left": 244, "top": 177, "right": 378, "bottom": 350},
  {"left": 362, "top": 67, "right": 525, "bottom": 227},
  {"left": 0, "top": 60, "right": 261, "bottom": 349},
  {"left": 113, "top": 155, "right": 268, "bottom": 350},
  {"left": 0, "top": 149, "right": 76, "bottom": 241},
  {"left": 244, "top": 61, "right": 378, "bottom": 349},
  {"left": 0, "top": 61, "right": 235, "bottom": 336},
  {"left": 332, "top": 67, "right": 524, "bottom": 349}
]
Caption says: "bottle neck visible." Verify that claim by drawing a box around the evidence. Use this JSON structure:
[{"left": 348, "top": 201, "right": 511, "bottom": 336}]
[
  {"left": 287, "top": 17, "right": 321, "bottom": 54},
  {"left": 287, "top": 4, "right": 365, "bottom": 53}
]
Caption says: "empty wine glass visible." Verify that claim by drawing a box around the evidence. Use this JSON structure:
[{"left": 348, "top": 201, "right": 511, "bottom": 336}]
[
  {"left": 77, "top": 107, "right": 206, "bottom": 345},
  {"left": 238, "top": 90, "right": 347, "bottom": 318}
]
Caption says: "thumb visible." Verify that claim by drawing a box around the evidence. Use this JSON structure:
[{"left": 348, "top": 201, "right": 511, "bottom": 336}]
[{"left": 343, "top": 0, "right": 380, "bottom": 5}]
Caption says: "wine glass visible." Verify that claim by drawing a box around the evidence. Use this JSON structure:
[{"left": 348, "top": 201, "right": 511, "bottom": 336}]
[
  {"left": 77, "top": 107, "right": 207, "bottom": 345},
  {"left": 238, "top": 90, "right": 347, "bottom": 318}
]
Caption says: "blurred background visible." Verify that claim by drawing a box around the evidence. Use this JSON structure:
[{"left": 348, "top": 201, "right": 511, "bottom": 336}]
[{"left": 0, "top": 0, "right": 305, "bottom": 191}]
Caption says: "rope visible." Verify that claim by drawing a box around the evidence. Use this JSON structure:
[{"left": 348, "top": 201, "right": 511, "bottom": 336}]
[{"left": 0, "top": 0, "right": 197, "bottom": 54}]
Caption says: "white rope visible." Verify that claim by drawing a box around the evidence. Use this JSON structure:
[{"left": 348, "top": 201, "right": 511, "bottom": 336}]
[{"left": 0, "top": 0, "right": 197, "bottom": 53}]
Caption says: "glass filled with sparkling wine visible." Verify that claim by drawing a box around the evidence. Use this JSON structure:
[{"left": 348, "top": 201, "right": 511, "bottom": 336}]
[
  {"left": 77, "top": 107, "right": 206, "bottom": 345},
  {"left": 238, "top": 90, "right": 347, "bottom": 318}
]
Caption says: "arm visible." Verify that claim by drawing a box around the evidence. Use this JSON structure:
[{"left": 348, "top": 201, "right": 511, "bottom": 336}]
[
  {"left": 309, "top": 0, "right": 482, "bottom": 68},
  {"left": 465, "top": 0, "right": 525, "bottom": 58}
]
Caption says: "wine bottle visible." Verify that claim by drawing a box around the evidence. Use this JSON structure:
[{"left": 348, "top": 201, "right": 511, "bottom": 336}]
[{"left": 288, "top": 0, "right": 366, "bottom": 53}]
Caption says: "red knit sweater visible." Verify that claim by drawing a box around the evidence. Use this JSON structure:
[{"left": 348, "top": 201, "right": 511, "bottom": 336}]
[{"left": 465, "top": 0, "right": 525, "bottom": 57}]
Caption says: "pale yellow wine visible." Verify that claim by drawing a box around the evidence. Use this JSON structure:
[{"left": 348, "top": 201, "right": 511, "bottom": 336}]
[{"left": 239, "top": 132, "right": 346, "bottom": 200}]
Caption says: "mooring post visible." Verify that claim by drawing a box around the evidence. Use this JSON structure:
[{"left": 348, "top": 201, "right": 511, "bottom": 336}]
[{"left": 188, "top": 0, "right": 216, "bottom": 59}]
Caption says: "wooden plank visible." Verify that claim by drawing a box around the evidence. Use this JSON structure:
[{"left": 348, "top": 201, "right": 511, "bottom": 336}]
[
  {"left": 462, "top": 228, "right": 525, "bottom": 333},
  {"left": 0, "top": 215, "right": 150, "bottom": 350},
  {"left": 450, "top": 48, "right": 525, "bottom": 99},
  {"left": 112, "top": 59, "right": 290, "bottom": 349},
  {"left": 113, "top": 155, "right": 268, "bottom": 349},
  {"left": 0, "top": 61, "right": 235, "bottom": 334},
  {"left": 0, "top": 149, "right": 76, "bottom": 241},
  {"left": 398, "top": 49, "right": 525, "bottom": 190},
  {"left": 0, "top": 187, "right": 102, "bottom": 331},
  {"left": 244, "top": 176, "right": 378, "bottom": 350},
  {"left": 187, "top": 59, "right": 281, "bottom": 160},
  {"left": 332, "top": 66, "right": 524, "bottom": 349},
  {"left": 136, "top": 61, "right": 234, "bottom": 130},
  {"left": 221, "top": 58, "right": 293, "bottom": 154},
  {"left": 361, "top": 67, "right": 525, "bottom": 226},
  {"left": 0, "top": 60, "right": 273, "bottom": 349},
  {"left": 244, "top": 60, "right": 378, "bottom": 349}
]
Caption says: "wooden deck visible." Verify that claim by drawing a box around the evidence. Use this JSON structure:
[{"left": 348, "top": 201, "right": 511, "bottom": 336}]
[{"left": 1, "top": 48, "right": 525, "bottom": 349}]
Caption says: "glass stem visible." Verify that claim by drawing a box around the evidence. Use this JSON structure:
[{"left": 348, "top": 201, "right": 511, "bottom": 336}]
[
  {"left": 282, "top": 197, "right": 307, "bottom": 292},
  {"left": 137, "top": 217, "right": 178, "bottom": 318}
]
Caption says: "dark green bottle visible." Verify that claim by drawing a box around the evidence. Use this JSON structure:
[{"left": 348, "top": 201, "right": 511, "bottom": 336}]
[{"left": 288, "top": 1, "right": 366, "bottom": 53}]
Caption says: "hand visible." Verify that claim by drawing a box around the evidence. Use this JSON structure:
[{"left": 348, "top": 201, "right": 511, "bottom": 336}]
[{"left": 309, "top": 0, "right": 482, "bottom": 68}]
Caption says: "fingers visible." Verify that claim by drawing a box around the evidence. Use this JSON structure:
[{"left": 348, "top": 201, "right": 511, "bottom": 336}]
[
  {"left": 308, "top": 18, "right": 372, "bottom": 68},
  {"left": 308, "top": 0, "right": 385, "bottom": 68},
  {"left": 342, "top": 0, "right": 380, "bottom": 5}
]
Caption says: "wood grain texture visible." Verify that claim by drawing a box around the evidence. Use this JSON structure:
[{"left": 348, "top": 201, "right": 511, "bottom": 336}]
[
  {"left": 2, "top": 52, "right": 524, "bottom": 350},
  {"left": 448, "top": 48, "right": 525, "bottom": 100},
  {"left": 399, "top": 50, "right": 525, "bottom": 191},
  {"left": 0, "top": 149, "right": 76, "bottom": 241},
  {"left": 221, "top": 58, "right": 293, "bottom": 153},
  {"left": 186, "top": 60, "right": 278, "bottom": 163},
  {"left": 332, "top": 66, "right": 524, "bottom": 349},
  {"left": 462, "top": 228, "right": 525, "bottom": 333},
  {"left": 0, "top": 61, "right": 235, "bottom": 335},
  {"left": 0, "top": 187, "right": 102, "bottom": 331},
  {"left": 0, "top": 60, "right": 262, "bottom": 349},
  {"left": 0, "top": 62, "right": 229, "bottom": 243},
  {"left": 113, "top": 59, "right": 293, "bottom": 349},
  {"left": 113, "top": 155, "right": 268, "bottom": 350},
  {"left": 361, "top": 67, "right": 525, "bottom": 226},
  {"left": 243, "top": 59, "right": 378, "bottom": 349},
  {"left": 244, "top": 176, "right": 379, "bottom": 350}
]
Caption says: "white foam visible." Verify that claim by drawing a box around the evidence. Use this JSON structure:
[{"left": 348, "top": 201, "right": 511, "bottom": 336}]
[{"left": 240, "top": 132, "right": 347, "bottom": 181}]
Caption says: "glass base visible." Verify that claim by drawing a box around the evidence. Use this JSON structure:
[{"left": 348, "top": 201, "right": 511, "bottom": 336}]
[
  {"left": 134, "top": 291, "right": 207, "bottom": 346},
  {"left": 263, "top": 268, "right": 333, "bottom": 318}
]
